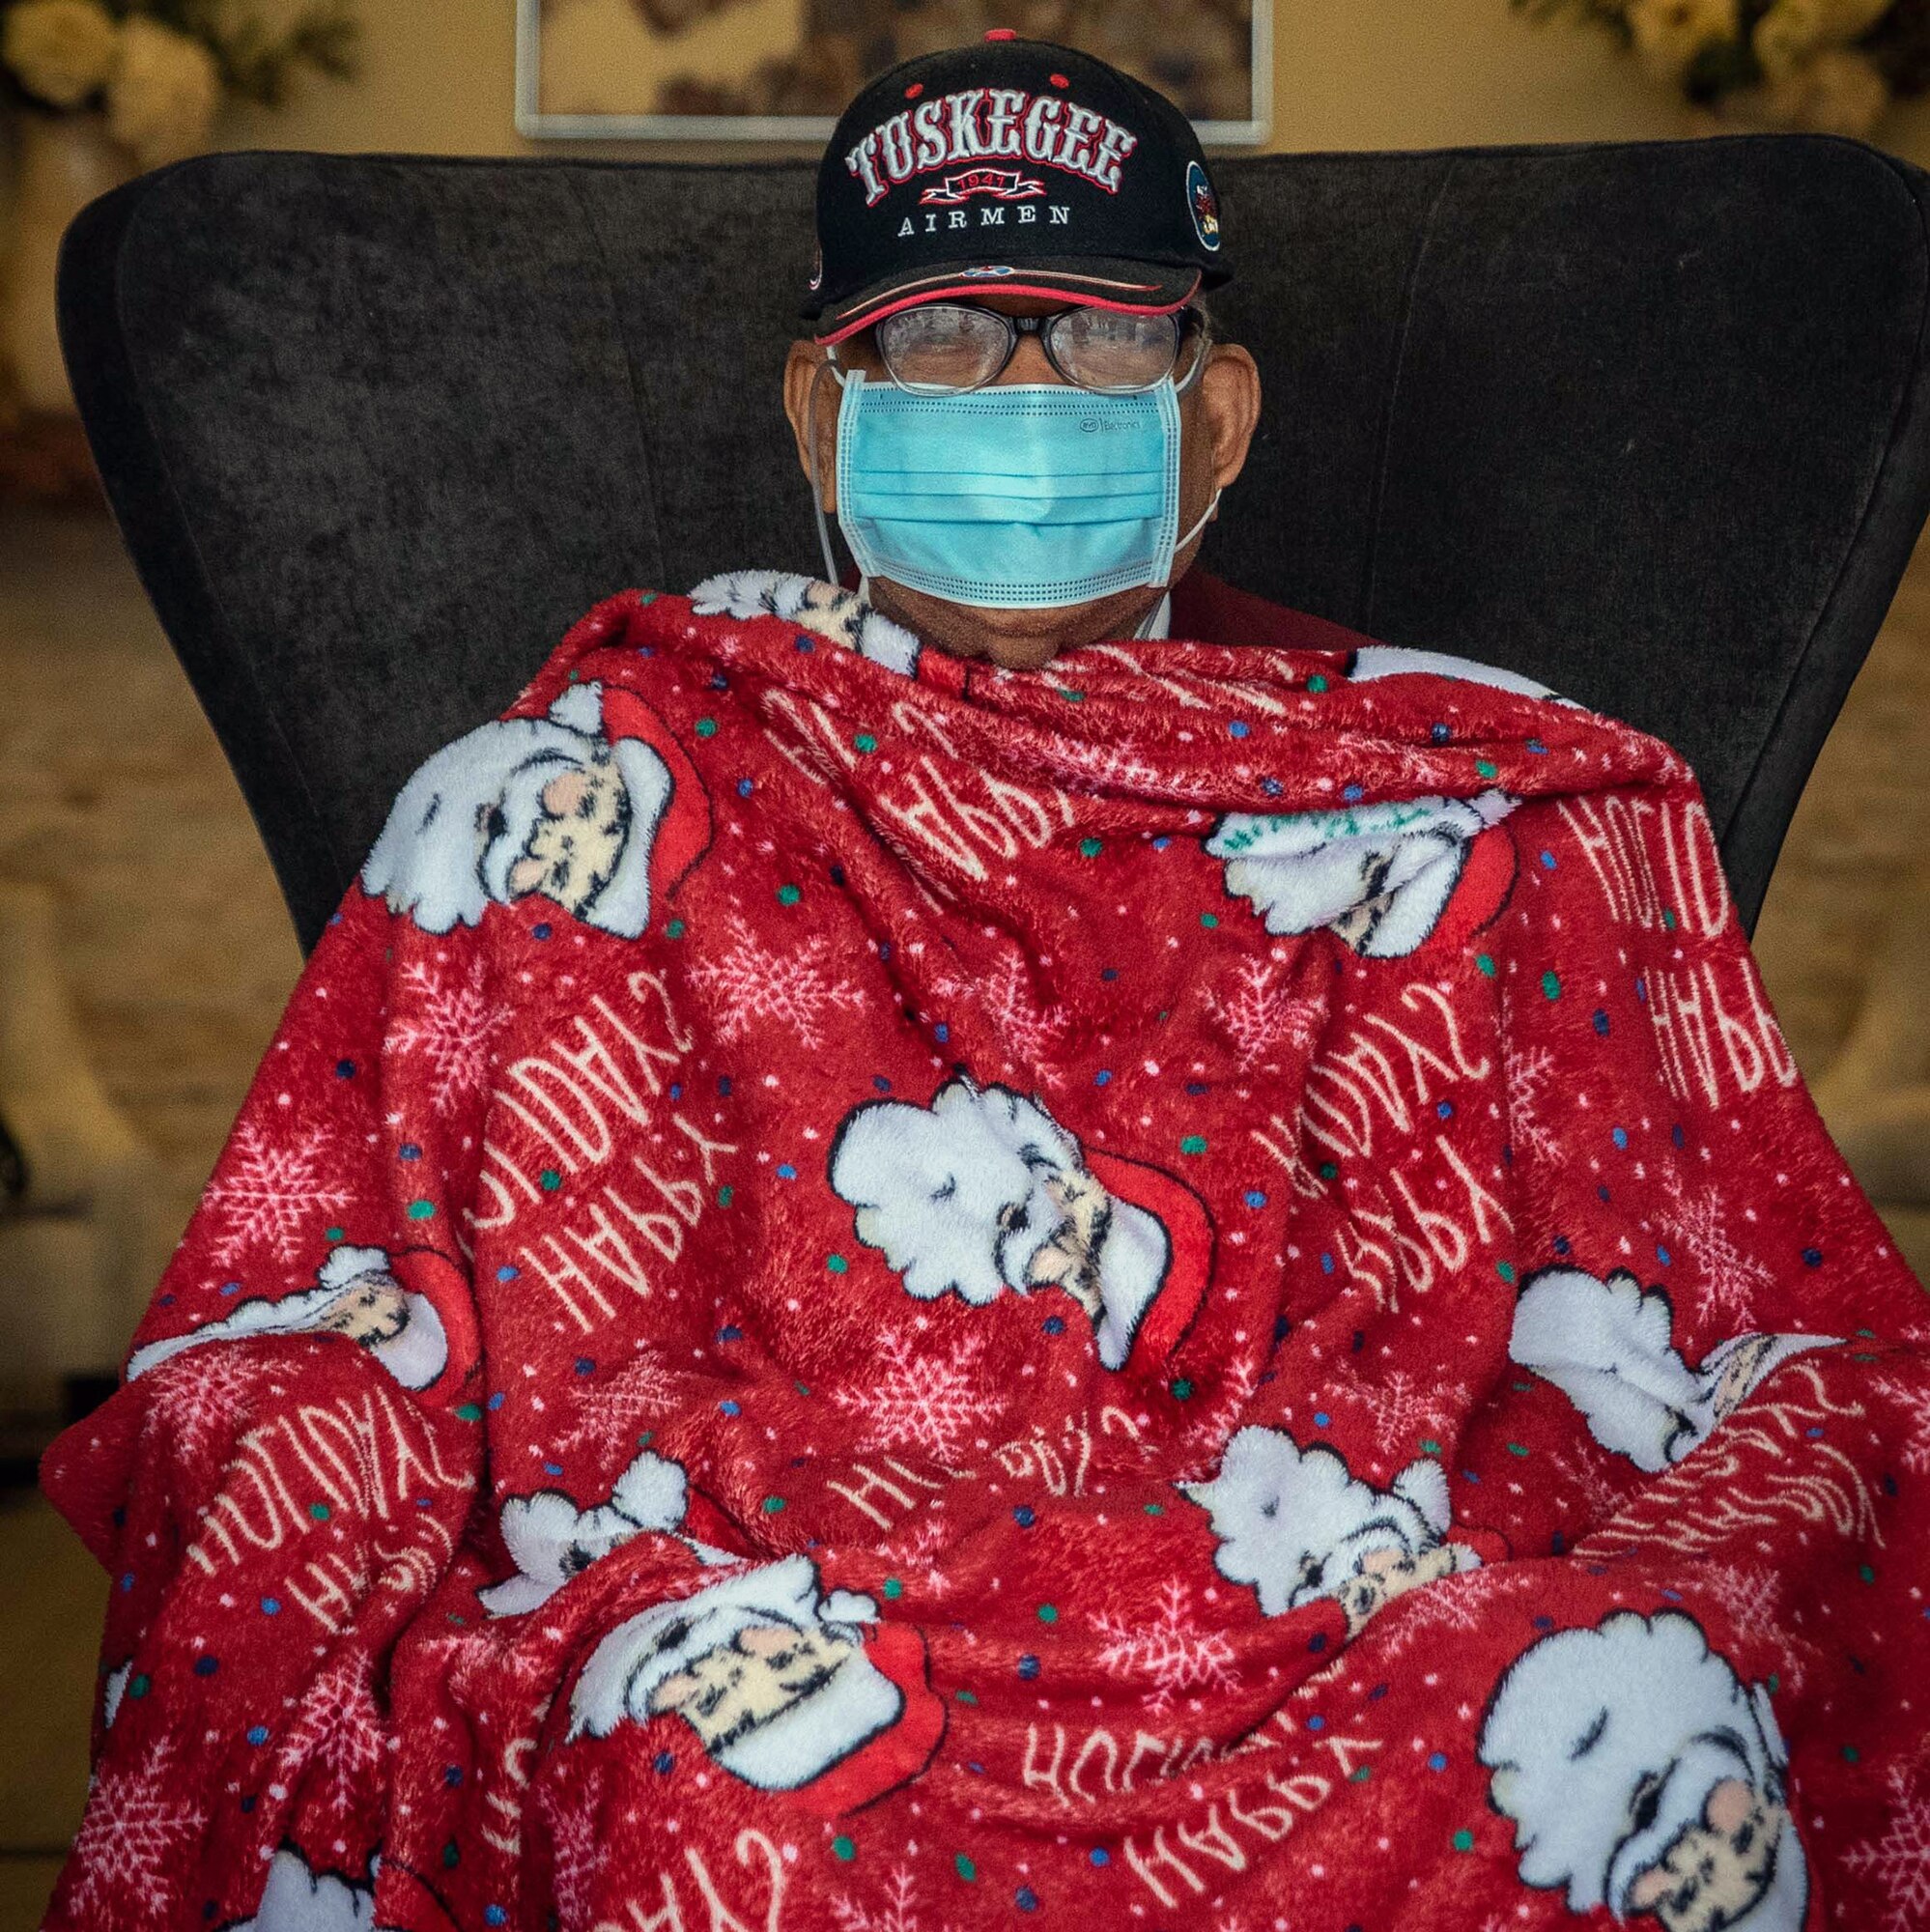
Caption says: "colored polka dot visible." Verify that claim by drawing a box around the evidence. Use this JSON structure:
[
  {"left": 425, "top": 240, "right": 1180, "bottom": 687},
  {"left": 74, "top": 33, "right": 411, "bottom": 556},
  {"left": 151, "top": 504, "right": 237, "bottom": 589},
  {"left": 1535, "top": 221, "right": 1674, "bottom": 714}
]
[
  {"left": 1229, "top": 721, "right": 1249, "bottom": 739},
  {"left": 761, "top": 1494, "right": 785, "bottom": 1514},
  {"left": 1144, "top": 1501, "right": 1164, "bottom": 1515},
  {"left": 1475, "top": 760, "right": 1498, "bottom": 780},
  {"left": 1314, "top": 1410, "right": 1331, "bottom": 1428},
  {"left": 453, "top": 1402, "right": 483, "bottom": 1422},
  {"left": 442, "top": 1842, "right": 461, "bottom": 1870},
  {"left": 1453, "top": 1830, "right": 1476, "bottom": 1852},
  {"left": 539, "top": 1169, "right": 562, "bottom": 1191},
  {"left": 1042, "top": 1315, "right": 1065, "bottom": 1335},
  {"left": 1093, "top": 1069, "right": 1112, "bottom": 1086},
  {"left": 1427, "top": 1751, "right": 1447, "bottom": 1772},
  {"left": 1308, "top": 674, "right": 1329, "bottom": 695},
  {"left": 695, "top": 718, "right": 719, "bottom": 737},
  {"left": 1017, "top": 1654, "right": 1040, "bottom": 1679},
  {"left": 1436, "top": 1098, "right": 1455, "bottom": 1119},
  {"left": 246, "top": 1725, "right": 270, "bottom": 1747},
  {"left": 1244, "top": 1188, "right": 1267, "bottom": 1208},
  {"left": 1200, "top": 912, "right": 1219, "bottom": 929},
  {"left": 1593, "top": 1008, "right": 1611, "bottom": 1037},
  {"left": 1056, "top": 687, "right": 1085, "bottom": 703},
  {"left": 1015, "top": 1888, "right": 1039, "bottom": 1912},
  {"left": 833, "top": 1836, "right": 856, "bottom": 1861},
  {"left": 1179, "top": 1133, "right": 1207, "bottom": 1154},
  {"left": 719, "top": 1400, "right": 741, "bottom": 1416},
  {"left": 737, "top": 778, "right": 753, "bottom": 797},
  {"left": 1079, "top": 838, "right": 1103, "bottom": 858},
  {"left": 1013, "top": 1505, "right": 1035, "bottom": 1526},
  {"left": 260, "top": 1598, "right": 281, "bottom": 1616},
  {"left": 399, "top": 1143, "right": 421, "bottom": 1161},
  {"left": 1036, "top": 1603, "right": 1059, "bottom": 1624},
  {"left": 496, "top": 1264, "right": 519, "bottom": 1283},
  {"left": 827, "top": 1254, "right": 848, "bottom": 1273},
  {"left": 1476, "top": 953, "right": 1496, "bottom": 978},
  {"left": 406, "top": 1199, "right": 436, "bottom": 1220},
  {"left": 1497, "top": 1261, "right": 1517, "bottom": 1284},
  {"left": 1661, "top": 907, "right": 1678, "bottom": 930},
  {"left": 1089, "top": 1848, "right": 1110, "bottom": 1867},
  {"left": 1307, "top": 1714, "right": 1326, "bottom": 1731},
  {"left": 955, "top": 1855, "right": 978, "bottom": 1883},
  {"left": 883, "top": 1577, "right": 904, "bottom": 1599},
  {"left": 794, "top": 635, "right": 815, "bottom": 653},
  {"left": 1172, "top": 1378, "right": 1195, "bottom": 1401},
  {"left": 654, "top": 1750, "right": 675, "bottom": 1774},
  {"left": 334, "top": 1059, "right": 356, "bottom": 1079},
  {"left": 777, "top": 884, "right": 802, "bottom": 905},
  {"left": 1539, "top": 849, "right": 1556, "bottom": 870},
  {"left": 443, "top": 1765, "right": 464, "bottom": 1787},
  {"left": 777, "top": 1163, "right": 798, "bottom": 1179},
  {"left": 1657, "top": 1245, "right": 1672, "bottom": 1265},
  {"left": 1802, "top": 1247, "right": 1825, "bottom": 1267},
  {"left": 718, "top": 1184, "right": 734, "bottom": 1207},
  {"left": 308, "top": 1502, "right": 330, "bottom": 1521},
  {"left": 1421, "top": 1437, "right": 1442, "bottom": 1454},
  {"left": 1343, "top": 782, "right": 1364, "bottom": 803},
  {"left": 1541, "top": 971, "right": 1561, "bottom": 1000},
  {"left": 853, "top": 732, "right": 878, "bottom": 753},
  {"left": 219, "top": 1280, "right": 241, "bottom": 1297},
  {"left": 1507, "top": 1441, "right": 1529, "bottom": 1458},
  {"left": 129, "top": 1673, "right": 151, "bottom": 1699},
  {"left": 486, "top": 1910, "right": 507, "bottom": 1927},
  {"left": 193, "top": 1655, "right": 219, "bottom": 1677},
  {"left": 1612, "top": 1126, "right": 1629, "bottom": 1149},
  {"left": 666, "top": 919, "right": 686, "bottom": 938},
  {"left": 1261, "top": 777, "right": 1283, "bottom": 796},
  {"left": 1860, "top": 1563, "right": 1877, "bottom": 1583},
  {"left": 531, "top": 923, "right": 553, "bottom": 941}
]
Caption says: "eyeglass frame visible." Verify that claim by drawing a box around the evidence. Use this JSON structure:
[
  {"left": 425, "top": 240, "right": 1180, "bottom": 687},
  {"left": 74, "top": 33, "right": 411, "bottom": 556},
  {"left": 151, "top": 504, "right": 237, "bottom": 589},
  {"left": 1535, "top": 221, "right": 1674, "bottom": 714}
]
[{"left": 833, "top": 302, "right": 1213, "bottom": 398}]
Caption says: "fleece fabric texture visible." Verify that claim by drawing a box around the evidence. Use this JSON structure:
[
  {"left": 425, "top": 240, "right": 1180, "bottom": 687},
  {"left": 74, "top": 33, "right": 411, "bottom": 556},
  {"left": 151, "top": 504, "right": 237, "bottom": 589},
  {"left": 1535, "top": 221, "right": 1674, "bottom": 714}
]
[
  {"left": 59, "top": 139, "right": 1930, "bottom": 946},
  {"left": 39, "top": 573, "right": 1930, "bottom": 1932}
]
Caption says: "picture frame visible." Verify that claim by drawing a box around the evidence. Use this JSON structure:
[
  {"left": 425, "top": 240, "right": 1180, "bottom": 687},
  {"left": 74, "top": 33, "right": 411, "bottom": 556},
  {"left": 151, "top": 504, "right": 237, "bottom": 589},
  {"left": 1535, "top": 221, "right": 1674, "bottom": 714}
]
[{"left": 515, "top": 1, "right": 1271, "bottom": 146}]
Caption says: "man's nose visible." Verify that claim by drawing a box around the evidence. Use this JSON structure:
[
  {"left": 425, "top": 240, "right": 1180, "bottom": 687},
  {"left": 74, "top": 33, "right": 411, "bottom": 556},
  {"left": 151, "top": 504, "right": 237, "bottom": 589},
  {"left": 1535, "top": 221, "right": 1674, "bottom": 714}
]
[{"left": 992, "top": 329, "right": 1061, "bottom": 387}]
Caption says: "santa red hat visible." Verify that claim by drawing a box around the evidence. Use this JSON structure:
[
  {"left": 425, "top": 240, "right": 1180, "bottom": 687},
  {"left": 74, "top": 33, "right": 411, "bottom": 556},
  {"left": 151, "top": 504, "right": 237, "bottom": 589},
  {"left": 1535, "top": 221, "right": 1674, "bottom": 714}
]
[{"left": 1084, "top": 1150, "right": 1212, "bottom": 1375}]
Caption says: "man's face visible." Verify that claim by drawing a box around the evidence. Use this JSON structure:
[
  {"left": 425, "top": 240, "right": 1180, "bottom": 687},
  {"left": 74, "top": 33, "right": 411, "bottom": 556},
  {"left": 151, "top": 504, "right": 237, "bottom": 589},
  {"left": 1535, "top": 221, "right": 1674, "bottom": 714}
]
[
  {"left": 648, "top": 1619, "right": 857, "bottom": 1752},
  {"left": 784, "top": 294, "right": 1262, "bottom": 670},
  {"left": 313, "top": 1276, "right": 410, "bottom": 1347}
]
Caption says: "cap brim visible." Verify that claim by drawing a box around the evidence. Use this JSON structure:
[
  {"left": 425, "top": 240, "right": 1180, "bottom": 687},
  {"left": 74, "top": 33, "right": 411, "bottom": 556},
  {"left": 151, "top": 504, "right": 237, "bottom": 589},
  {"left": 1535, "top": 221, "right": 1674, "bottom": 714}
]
[{"left": 810, "top": 255, "right": 1202, "bottom": 344}]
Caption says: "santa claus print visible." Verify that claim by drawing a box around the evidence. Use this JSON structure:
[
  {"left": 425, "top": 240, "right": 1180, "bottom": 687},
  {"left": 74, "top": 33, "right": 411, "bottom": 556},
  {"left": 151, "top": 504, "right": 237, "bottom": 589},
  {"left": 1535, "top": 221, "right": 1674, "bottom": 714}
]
[
  {"left": 1478, "top": 1609, "right": 1807, "bottom": 1931},
  {"left": 569, "top": 1554, "right": 944, "bottom": 1815},
  {"left": 1509, "top": 1264, "right": 1840, "bottom": 1473},
  {"left": 827, "top": 1075, "right": 1209, "bottom": 1373},
  {"left": 689, "top": 569, "right": 921, "bottom": 674},
  {"left": 226, "top": 1846, "right": 376, "bottom": 1931},
  {"left": 361, "top": 680, "right": 710, "bottom": 938},
  {"left": 126, "top": 1241, "right": 477, "bottom": 1402},
  {"left": 1182, "top": 1425, "right": 1478, "bottom": 1634},
  {"left": 479, "top": 1446, "right": 736, "bottom": 1617},
  {"left": 1206, "top": 789, "right": 1518, "bottom": 960}
]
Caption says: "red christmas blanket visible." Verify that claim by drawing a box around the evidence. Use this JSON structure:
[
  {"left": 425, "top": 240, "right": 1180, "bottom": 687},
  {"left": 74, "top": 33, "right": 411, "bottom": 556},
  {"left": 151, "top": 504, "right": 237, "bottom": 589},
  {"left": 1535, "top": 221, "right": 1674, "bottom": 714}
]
[{"left": 39, "top": 570, "right": 1930, "bottom": 1932}]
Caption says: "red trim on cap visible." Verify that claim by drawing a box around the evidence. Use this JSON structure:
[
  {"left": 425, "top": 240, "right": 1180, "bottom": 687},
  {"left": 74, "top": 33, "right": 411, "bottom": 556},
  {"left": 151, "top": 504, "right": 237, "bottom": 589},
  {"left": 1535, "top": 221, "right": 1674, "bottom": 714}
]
[
  {"left": 983, "top": 26, "right": 1017, "bottom": 38},
  {"left": 816, "top": 270, "right": 1200, "bottom": 346}
]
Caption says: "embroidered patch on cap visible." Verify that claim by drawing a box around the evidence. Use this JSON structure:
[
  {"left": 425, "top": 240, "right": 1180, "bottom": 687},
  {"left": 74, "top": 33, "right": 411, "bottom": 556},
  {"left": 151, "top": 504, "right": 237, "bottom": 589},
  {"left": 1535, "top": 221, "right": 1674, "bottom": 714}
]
[{"left": 1186, "top": 159, "right": 1221, "bottom": 253}]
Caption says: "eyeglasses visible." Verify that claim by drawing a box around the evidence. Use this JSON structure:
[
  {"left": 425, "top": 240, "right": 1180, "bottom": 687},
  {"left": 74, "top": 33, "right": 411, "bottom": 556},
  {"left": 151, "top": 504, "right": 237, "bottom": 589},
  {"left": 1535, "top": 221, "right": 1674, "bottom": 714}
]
[{"left": 858, "top": 302, "right": 1210, "bottom": 397}]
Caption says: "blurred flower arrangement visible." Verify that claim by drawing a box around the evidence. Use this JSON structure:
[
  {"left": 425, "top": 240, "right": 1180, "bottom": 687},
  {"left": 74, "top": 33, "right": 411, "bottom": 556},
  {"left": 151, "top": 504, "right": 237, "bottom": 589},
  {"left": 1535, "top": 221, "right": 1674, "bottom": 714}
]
[
  {"left": 1513, "top": 0, "right": 1930, "bottom": 137},
  {"left": 1, "top": 0, "right": 357, "bottom": 166}
]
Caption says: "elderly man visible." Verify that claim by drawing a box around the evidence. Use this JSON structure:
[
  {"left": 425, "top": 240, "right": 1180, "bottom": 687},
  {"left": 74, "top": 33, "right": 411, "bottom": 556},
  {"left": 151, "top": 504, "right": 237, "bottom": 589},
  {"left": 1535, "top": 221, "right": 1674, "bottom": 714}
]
[
  {"left": 781, "top": 32, "right": 1266, "bottom": 672},
  {"left": 40, "top": 30, "right": 1930, "bottom": 1932}
]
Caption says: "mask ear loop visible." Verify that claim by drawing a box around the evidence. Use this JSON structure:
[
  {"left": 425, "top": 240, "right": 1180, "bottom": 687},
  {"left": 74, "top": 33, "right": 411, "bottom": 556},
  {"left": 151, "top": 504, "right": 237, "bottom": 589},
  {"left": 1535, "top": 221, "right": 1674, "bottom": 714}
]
[{"left": 805, "top": 349, "right": 847, "bottom": 587}]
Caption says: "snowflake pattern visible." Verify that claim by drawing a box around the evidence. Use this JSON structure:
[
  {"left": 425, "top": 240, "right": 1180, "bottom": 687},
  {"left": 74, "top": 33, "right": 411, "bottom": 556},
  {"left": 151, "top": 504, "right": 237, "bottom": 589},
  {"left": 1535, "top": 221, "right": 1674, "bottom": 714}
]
[
  {"left": 832, "top": 1327, "right": 1003, "bottom": 1466},
  {"left": 386, "top": 953, "right": 500, "bottom": 1109},
  {"left": 688, "top": 914, "right": 866, "bottom": 1052},
  {"left": 66, "top": 1739, "right": 205, "bottom": 1925},
  {"left": 554, "top": 1347, "right": 691, "bottom": 1458},
  {"left": 543, "top": 1771, "right": 605, "bottom": 1930},
  {"left": 1327, "top": 1367, "right": 1462, "bottom": 1452},
  {"left": 1871, "top": 1373, "right": 1930, "bottom": 1474},
  {"left": 1656, "top": 1178, "right": 1774, "bottom": 1326},
  {"left": 1845, "top": 1766, "right": 1930, "bottom": 1932},
  {"left": 1092, "top": 1577, "right": 1239, "bottom": 1712},
  {"left": 1502, "top": 1042, "right": 1560, "bottom": 1166},
  {"left": 199, "top": 1118, "right": 352, "bottom": 1269},
  {"left": 1370, "top": 1564, "right": 1535, "bottom": 1662},
  {"left": 930, "top": 946, "right": 1067, "bottom": 1065},
  {"left": 1688, "top": 1560, "right": 1783, "bottom": 1634},
  {"left": 832, "top": 1866, "right": 951, "bottom": 1932},
  {"left": 1204, "top": 957, "right": 1326, "bottom": 1071},
  {"left": 272, "top": 1652, "right": 386, "bottom": 1821},
  {"left": 146, "top": 1344, "right": 270, "bottom": 1464}
]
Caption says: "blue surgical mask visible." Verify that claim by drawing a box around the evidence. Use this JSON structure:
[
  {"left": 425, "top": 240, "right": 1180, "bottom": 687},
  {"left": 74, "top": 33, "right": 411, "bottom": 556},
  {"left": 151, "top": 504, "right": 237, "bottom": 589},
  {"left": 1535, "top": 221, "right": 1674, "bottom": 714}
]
[{"left": 820, "top": 370, "right": 1216, "bottom": 611}]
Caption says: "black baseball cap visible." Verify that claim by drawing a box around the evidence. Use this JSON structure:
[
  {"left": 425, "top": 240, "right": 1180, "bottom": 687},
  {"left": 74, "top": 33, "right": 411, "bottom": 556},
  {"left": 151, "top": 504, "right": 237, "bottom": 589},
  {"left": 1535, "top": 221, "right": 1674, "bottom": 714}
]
[{"left": 805, "top": 30, "right": 1232, "bottom": 345}]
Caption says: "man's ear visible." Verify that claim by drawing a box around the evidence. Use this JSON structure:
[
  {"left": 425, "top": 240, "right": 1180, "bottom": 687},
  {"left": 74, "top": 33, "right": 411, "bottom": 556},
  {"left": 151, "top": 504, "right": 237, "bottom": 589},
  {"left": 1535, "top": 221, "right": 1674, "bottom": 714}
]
[
  {"left": 783, "top": 340, "right": 838, "bottom": 514},
  {"left": 1196, "top": 343, "right": 1263, "bottom": 497}
]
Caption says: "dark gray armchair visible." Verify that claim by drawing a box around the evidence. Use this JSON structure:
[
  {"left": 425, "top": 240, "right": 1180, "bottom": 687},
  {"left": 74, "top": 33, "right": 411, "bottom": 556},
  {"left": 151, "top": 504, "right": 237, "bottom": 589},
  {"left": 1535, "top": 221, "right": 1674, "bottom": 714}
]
[{"left": 55, "top": 136, "right": 1930, "bottom": 951}]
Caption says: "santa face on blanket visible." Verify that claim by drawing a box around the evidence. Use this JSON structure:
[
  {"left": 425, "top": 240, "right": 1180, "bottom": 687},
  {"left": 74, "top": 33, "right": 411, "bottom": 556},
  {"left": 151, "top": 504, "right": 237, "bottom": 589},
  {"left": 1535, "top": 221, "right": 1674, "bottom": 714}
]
[
  {"left": 1480, "top": 1610, "right": 1806, "bottom": 1931},
  {"left": 829, "top": 1076, "right": 1210, "bottom": 1373},
  {"left": 360, "top": 681, "right": 710, "bottom": 939},
  {"left": 570, "top": 1555, "right": 944, "bottom": 1814}
]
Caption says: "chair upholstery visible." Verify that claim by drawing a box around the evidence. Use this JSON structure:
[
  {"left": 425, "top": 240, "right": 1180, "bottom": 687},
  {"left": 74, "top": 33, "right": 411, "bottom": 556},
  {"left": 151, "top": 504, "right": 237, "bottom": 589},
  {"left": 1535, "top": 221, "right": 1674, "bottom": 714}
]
[{"left": 57, "top": 136, "right": 1930, "bottom": 951}]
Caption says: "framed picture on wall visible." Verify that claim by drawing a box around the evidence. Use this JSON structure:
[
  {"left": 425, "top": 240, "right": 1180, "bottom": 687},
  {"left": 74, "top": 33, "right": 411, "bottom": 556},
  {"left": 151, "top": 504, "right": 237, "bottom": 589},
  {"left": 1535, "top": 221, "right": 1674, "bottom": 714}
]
[{"left": 515, "top": 1, "right": 1270, "bottom": 145}]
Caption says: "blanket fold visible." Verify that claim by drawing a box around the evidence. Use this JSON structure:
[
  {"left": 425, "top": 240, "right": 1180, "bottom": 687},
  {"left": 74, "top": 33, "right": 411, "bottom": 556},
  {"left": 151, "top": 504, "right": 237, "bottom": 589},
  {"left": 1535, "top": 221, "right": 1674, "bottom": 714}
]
[{"left": 39, "top": 570, "right": 1930, "bottom": 1932}]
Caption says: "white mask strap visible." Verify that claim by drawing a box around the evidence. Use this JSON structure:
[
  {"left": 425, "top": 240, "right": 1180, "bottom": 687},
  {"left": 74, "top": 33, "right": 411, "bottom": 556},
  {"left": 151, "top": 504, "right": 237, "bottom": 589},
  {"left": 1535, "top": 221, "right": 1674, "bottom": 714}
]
[
  {"left": 1170, "top": 486, "right": 1222, "bottom": 579},
  {"left": 804, "top": 352, "right": 844, "bottom": 586}
]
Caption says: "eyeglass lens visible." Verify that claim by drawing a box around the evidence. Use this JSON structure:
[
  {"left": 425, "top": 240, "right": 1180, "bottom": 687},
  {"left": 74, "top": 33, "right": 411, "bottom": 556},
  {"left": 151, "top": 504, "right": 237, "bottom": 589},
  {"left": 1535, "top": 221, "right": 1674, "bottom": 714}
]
[{"left": 873, "top": 304, "right": 1198, "bottom": 395}]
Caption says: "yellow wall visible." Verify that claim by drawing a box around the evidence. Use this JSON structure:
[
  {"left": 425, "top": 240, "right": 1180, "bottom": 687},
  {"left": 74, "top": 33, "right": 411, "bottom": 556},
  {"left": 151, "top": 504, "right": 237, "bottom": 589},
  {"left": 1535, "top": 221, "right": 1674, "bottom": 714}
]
[{"left": 215, "top": 0, "right": 1930, "bottom": 167}]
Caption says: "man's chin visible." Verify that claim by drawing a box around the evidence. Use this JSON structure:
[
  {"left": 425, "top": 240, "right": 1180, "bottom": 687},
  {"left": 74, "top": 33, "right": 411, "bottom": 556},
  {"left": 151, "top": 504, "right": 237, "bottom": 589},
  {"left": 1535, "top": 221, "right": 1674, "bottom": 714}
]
[{"left": 866, "top": 579, "right": 1158, "bottom": 671}]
